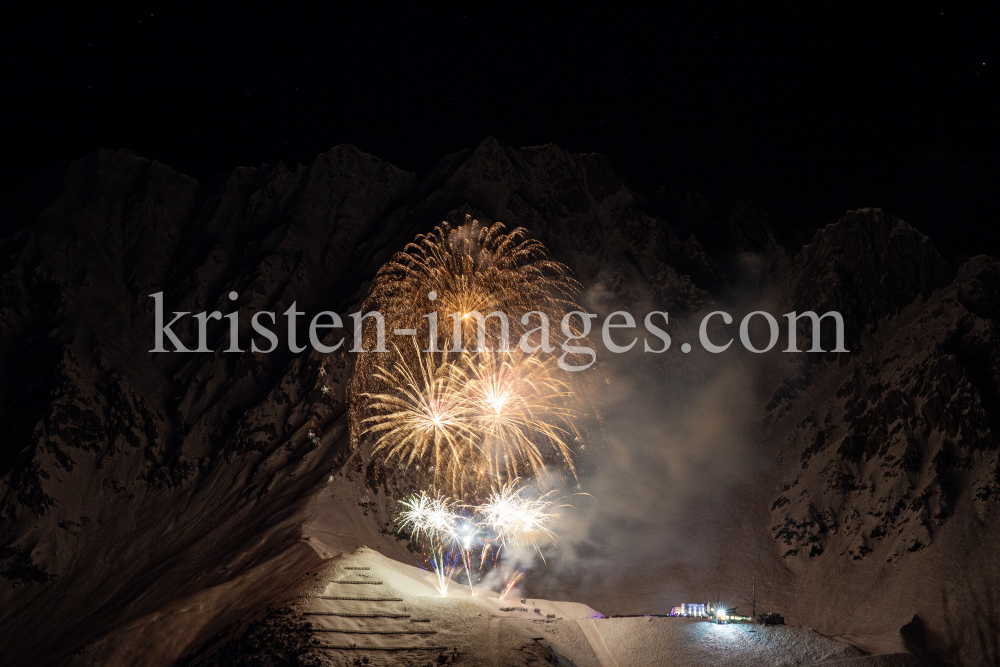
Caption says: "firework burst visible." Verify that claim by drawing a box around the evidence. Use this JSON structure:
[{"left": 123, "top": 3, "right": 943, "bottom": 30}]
[
  {"left": 398, "top": 483, "right": 569, "bottom": 599},
  {"left": 397, "top": 491, "right": 460, "bottom": 544},
  {"left": 362, "top": 216, "right": 579, "bottom": 350},
  {"left": 476, "top": 479, "right": 558, "bottom": 558},
  {"left": 362, "top": 347, "right": 477, "bottom": 492},
  {"left": 467, "top": 349, "right": 576, "bottom": 483},
  {"left": 351, "top": 216, "right": 585, "bottom": 496}
]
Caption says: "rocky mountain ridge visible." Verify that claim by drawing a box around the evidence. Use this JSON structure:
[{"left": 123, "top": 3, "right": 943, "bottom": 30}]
[{"left": 0, "top": 138, "right": 997, "bottom": 665}]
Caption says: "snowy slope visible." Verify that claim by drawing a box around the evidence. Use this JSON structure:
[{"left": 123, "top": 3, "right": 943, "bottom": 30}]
[
  {"left": 0, "top": 140, "right": 997, "bottom": 665},
  {"left": 183, "top": 547, "right": 918, "bottom": 667}
]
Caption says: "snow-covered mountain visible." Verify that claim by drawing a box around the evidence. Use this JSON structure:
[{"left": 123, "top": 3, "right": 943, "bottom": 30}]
[{"left": 1, "top": 139, "right": 996, "bottom": 665}]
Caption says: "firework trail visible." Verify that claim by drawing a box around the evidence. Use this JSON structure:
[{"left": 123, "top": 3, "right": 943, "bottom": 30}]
[
  {"left": 400, "top": 492, "right": 476, "bottom": 595},
  {"left": 500, "top": 567, "right": 529, "bottom": 600},
  {"left": 478, "top": 538, "right": 499, "bottom": 571},
  {"left": 399, "top": 492, "right": 483, "bottom": 596},
  {"left": 426, "top": 549, "right": 464, "bottom": 597},
  {"left": 398, "top": 484, "right": 569, "bottom": 598},
  {"left": 351, "top": 216, "right": 585, "bottom": 496},
  {"left": 452, "top": 516, "right": 480, "bottom": 596}
]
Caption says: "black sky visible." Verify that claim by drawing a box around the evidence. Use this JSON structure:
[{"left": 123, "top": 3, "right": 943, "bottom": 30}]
[{"left": 3, "top": 3, "right": 998, "bottom": 257}]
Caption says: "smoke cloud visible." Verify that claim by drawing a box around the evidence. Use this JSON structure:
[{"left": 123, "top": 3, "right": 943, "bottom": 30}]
[{"left": 523, "top": 286, "right": 763, "bottom": 614}]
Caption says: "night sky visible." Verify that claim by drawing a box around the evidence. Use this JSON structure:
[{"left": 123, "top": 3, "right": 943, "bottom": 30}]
[{"left": 3, "top": 4, "right": 997, "bottom": 257}]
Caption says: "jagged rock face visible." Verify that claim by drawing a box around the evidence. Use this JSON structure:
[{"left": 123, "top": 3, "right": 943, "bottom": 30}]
[
  {"left": 0, "top": 139, "right": 730, "bottom": 665},
  {"left": 769, "top": 255, "right": 1000, "bottom": 562},
  {"left": 789, "top": 208, "right": 954, "bottom": 347},
  {"left": 0, "top": 139, "right": 997, "bottom": 665},
  {"left": 769, "top": 215, "right": 1000, "bottom": 557},
  {"left": 761, "top": 214, "right": 1000, "bottom": 660},
  {"left": 0, "top": 147, "right": 417, "bottom": 665},
  {"left": 413, "top": 140, "right": 722, "bottom": 313}
]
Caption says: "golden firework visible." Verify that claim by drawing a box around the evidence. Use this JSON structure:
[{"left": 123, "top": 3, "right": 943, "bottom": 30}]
[
  {"left": 351, "top": 216, "right": 583, "bottom": 495},
  {"left": 362, "top": 346, "right": 476, "bottom": 492},
  {"left": 464, "top": 348, "right": 576, "bottom": 483},
  {"left": 355, "top": 216, "right": 579, "bottom": 356}
]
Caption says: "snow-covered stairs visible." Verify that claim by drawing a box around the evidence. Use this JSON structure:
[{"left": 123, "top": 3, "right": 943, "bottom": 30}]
[{"left": 305, "top": 562, "right": 453, "bottom": 664}]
